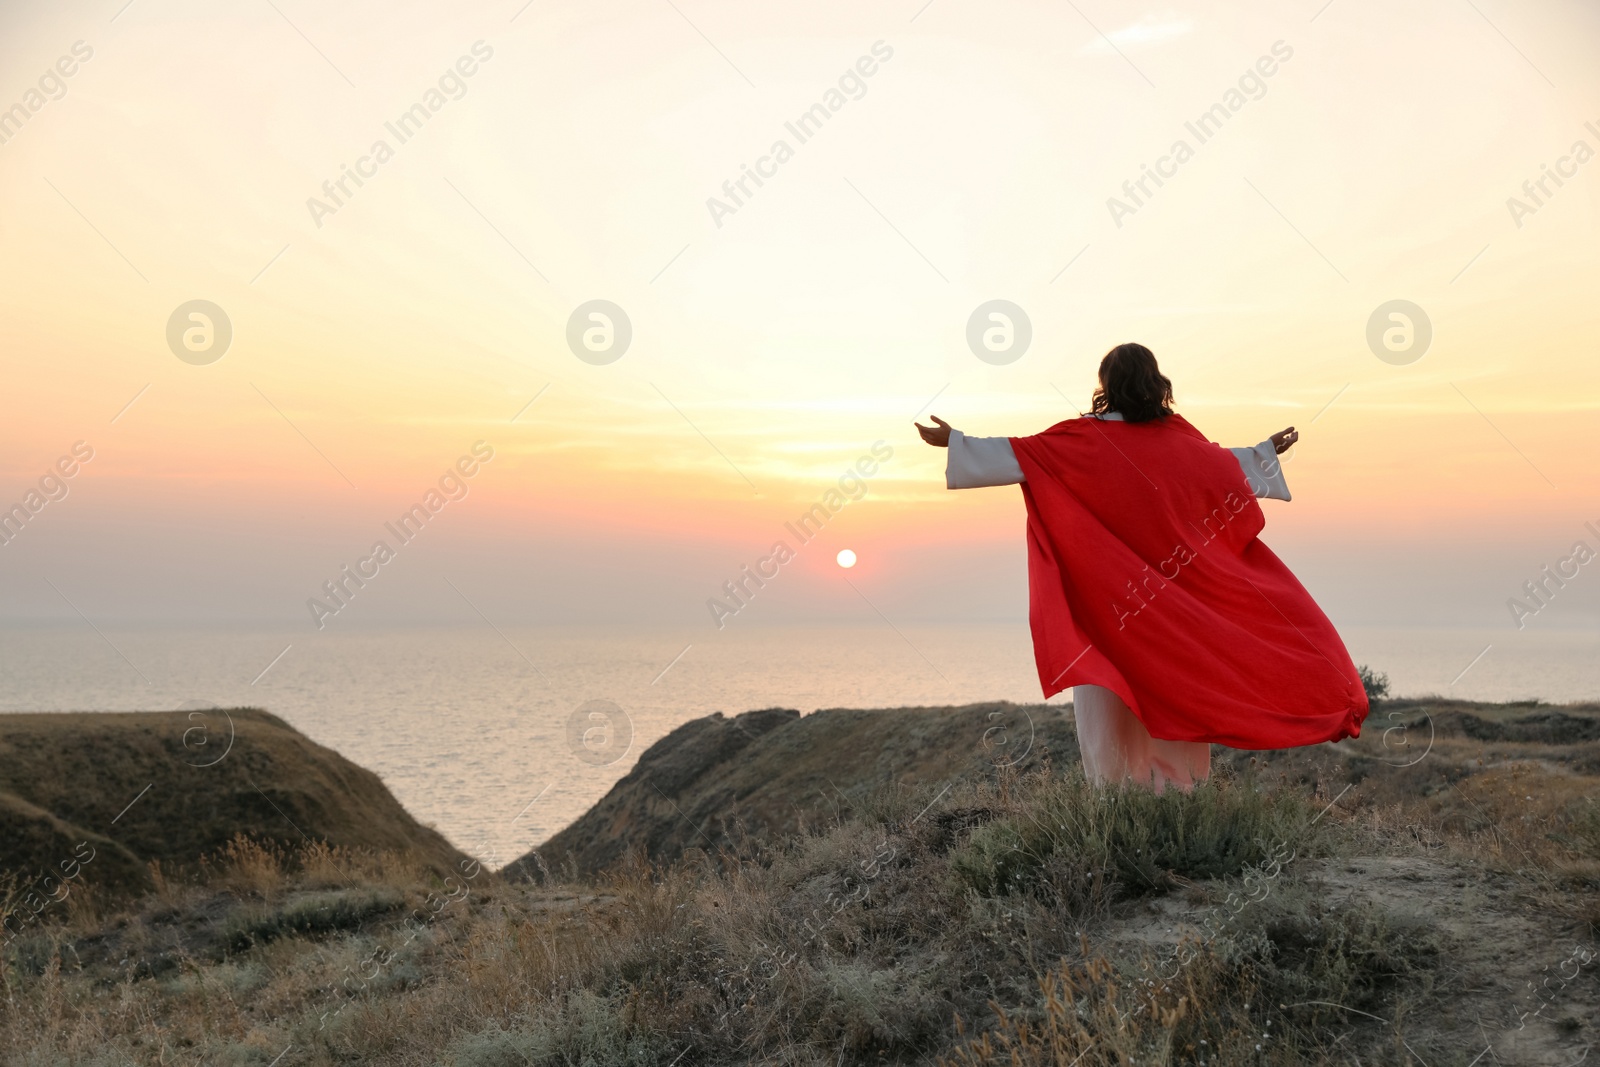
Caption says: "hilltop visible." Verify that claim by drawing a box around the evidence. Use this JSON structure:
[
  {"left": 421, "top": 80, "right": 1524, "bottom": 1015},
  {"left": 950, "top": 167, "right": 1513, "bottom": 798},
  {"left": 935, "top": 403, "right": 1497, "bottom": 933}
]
[
  {"left": 515, "top": 695, "right": 1600, "bottom": 881},
  {"left": 511, "top": 701, "right": 1073, "bottom": 879},
  {"left": 0, "top": 707, "right": 468, "bottom": 899}
]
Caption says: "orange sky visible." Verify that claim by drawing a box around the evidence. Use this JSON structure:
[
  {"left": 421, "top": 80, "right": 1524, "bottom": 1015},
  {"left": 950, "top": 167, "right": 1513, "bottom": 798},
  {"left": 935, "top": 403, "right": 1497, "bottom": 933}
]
[{"left": 1, "top": 0, "right": 1598, "bottom": 633}]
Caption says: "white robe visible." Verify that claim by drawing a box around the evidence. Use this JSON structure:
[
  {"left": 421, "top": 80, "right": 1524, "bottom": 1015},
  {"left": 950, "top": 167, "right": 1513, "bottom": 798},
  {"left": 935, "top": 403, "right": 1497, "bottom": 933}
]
[{"left": 944, "top": 413, "right": 1291, "bottom": 793}]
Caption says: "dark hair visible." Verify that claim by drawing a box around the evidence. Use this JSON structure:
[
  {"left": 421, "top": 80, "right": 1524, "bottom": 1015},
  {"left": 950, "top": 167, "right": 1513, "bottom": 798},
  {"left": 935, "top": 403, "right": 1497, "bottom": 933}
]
[{"left": 1091, "top": 342, "right": 1173, "bottom": 423}]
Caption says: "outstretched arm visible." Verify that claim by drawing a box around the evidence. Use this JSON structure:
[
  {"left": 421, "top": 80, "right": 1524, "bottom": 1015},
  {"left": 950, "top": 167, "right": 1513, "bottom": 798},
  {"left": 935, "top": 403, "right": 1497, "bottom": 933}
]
[
  {"left": 1231, "top": 425, "right": 1296, "bottom": 501},
  {"left": 920, "top": 416, "right": 1297, "bottom": 497},
  {"left": 916, "top": 415, "right": 1025, "bottom": 490}
]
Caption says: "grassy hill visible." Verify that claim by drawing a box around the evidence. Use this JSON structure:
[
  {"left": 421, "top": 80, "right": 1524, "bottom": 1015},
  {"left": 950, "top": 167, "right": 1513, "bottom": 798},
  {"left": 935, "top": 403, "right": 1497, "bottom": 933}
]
[
  {"left": 0, "top": 707, "right": 468, "bottom": 900},
  {"left": 511, "top": 701, "right": 1074, "bottom": 879},
  {"left": 1, "top": 698, "right": 1597, "bottom": 1066}
]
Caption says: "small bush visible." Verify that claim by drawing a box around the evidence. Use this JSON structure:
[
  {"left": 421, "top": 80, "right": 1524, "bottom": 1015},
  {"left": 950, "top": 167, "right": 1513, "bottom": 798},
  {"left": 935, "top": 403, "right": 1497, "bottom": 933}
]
[
  {"left": 1357, "top": 664, "right": 1390, "bottom": 702},
  {"left": 950, "top": 770, "right": 1322, "bottom": 907}
]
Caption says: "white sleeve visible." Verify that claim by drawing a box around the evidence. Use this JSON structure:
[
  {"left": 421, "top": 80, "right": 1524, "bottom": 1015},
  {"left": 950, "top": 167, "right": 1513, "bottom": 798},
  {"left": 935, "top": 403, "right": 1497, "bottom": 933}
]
[
  {"left": 946, "top": 430, "right": 1026, "bottom": 489},
  {"left": 1228, "top": 440, "right": 1291, "bottom": 501}
]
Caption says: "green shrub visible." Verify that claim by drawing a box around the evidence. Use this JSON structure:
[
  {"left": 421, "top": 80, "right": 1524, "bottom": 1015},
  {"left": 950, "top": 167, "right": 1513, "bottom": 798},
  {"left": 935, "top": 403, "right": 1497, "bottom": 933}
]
[
  {"left": 950, "top": 771, "right": 1322, "bottom": 906},
  {"left": 1357, "top": 664, "right": 1390, "bottom": 702}
]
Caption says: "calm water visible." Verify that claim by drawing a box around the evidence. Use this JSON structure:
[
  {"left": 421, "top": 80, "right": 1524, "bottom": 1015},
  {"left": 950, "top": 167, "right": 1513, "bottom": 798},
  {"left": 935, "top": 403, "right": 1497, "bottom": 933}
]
[{"left": 2, "top": 622, "right": 1595, "bottom": 868}]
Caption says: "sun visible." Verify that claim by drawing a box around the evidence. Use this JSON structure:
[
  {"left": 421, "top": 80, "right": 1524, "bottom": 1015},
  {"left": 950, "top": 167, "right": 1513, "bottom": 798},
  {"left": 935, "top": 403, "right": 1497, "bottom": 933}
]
[{"left": 835, "top": 549, "right": 857, "bottom": 568}]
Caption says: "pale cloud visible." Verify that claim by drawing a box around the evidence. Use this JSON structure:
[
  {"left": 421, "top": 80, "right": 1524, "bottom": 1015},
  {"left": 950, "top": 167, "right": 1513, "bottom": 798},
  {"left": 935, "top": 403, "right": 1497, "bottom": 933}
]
[{"left": 1077, "top": 11, "right": 1194, "bottom": 55}]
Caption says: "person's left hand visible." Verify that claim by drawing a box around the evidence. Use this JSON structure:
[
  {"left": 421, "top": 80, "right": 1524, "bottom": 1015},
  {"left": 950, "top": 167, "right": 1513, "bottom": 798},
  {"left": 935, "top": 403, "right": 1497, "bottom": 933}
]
[
  {"left": 915, "top": 415, "right": 952, "bottom": 448},
  {"left": 1270, "top": 426, "right": 1298, "bottom": 454}
]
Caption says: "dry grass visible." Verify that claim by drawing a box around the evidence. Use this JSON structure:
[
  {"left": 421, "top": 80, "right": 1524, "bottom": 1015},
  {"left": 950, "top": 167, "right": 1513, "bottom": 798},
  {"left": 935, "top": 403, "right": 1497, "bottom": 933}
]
[
  {"left": 939, "top": 907, "right": 1439, "bottom": 1067},
  {"left": 3, "top": 703, "right": 1599, "bottom": 1066},
  {"left": 946, "top": 765, "right": 1327, "bottom": 904},
  {"left": 202, "top": 835, "right": 289, "bottom": 898}
]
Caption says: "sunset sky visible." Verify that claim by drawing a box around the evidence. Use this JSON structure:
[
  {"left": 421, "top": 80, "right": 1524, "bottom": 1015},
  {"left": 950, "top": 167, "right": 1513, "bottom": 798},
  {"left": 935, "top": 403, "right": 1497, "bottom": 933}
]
[{"left": 2, "top": 0, "right": 1598, "bottom": 635}]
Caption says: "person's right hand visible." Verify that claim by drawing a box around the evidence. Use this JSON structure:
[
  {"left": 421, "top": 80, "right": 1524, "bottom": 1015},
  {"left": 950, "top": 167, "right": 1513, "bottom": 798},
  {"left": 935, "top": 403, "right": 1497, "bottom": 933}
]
[
  {"left": 915, "top": 415, "right": 952, "bottom": 448},
  {"left": 1270, "top": 426, "right": 1298, "bottom": 454}
]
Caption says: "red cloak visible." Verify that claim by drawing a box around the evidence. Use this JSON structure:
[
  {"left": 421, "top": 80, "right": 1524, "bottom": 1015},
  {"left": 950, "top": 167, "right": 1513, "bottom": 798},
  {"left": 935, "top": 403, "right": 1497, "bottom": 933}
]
[{"left": 1009, "top": 414, "right": 1366, "bottom": 749}]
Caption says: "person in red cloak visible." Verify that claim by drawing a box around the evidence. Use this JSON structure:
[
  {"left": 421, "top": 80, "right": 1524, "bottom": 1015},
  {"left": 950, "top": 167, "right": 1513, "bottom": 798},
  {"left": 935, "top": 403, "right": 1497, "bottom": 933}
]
[{"left": 916, "top": 342, "right": 1367, "bottom": 793}]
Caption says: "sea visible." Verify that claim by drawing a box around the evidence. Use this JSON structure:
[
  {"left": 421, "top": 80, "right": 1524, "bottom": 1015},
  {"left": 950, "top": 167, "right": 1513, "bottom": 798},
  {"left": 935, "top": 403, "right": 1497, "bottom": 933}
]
[{"left": 2, "top": 622, "right": 1595, "bottom": 869}]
